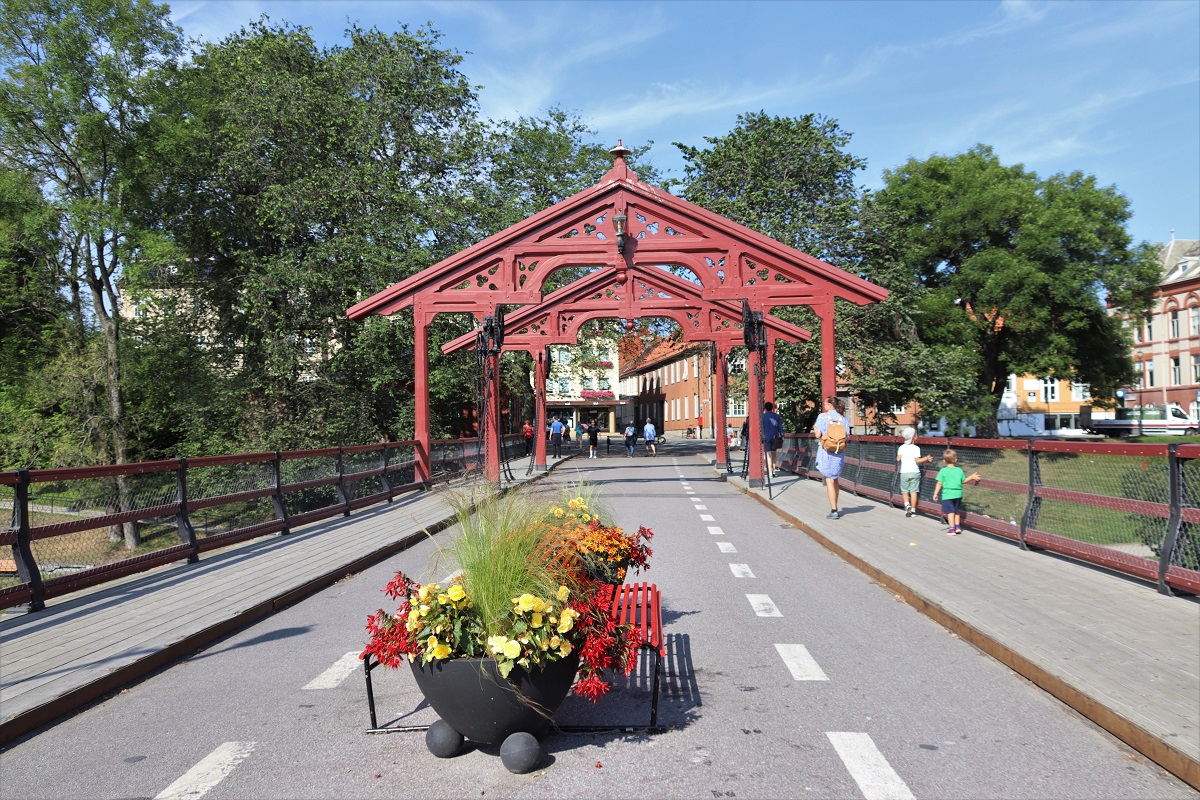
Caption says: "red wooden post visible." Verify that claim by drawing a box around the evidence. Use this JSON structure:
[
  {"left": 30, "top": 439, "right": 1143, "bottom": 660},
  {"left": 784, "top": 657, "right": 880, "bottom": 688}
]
[
  {"left": 747, "top": 346, "right": 765, "bottom": 487},
  {"left": 535, "top": 349, "right": 548, "bottom": 470},
  {"left": 714, "top": 347, "right": 730, "bottom": 470},
  {"left": 817, "top": 302, "right": 836, "bottom": 400},
  {"left": 484, "top": 350, "right": 501, "bottom": 483},
  {"left": 413, "top": 308, "right": 431, "bottom": 483},
  {"left": 765, "top": 336, "right": 776, "bottom": 405}
]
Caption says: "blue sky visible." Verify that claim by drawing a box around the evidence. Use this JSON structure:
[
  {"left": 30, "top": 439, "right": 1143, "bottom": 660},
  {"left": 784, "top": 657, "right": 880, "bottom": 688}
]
[{"left": 169, "top": 0, "right": 1199, "bottom": 248}]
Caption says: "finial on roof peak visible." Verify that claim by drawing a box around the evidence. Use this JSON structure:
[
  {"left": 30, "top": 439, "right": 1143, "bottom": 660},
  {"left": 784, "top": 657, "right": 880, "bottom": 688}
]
[{"left": 609, "top": 139, "right": 632, "bottom": 160}]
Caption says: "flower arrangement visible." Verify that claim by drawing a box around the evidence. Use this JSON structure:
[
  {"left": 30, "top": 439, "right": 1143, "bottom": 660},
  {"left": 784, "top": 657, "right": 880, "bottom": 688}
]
[
  {"left": 362, "top": 484, "right": 649, "bottom": 702},
  {"left": 551, "top": 494, "right": 652, "bottom": 585},
  {"left": 579, "top": 359, "right": 614, "bottom": 369},
  {"left": 580, "top": 389, "right": 615, "bottom": 399}
]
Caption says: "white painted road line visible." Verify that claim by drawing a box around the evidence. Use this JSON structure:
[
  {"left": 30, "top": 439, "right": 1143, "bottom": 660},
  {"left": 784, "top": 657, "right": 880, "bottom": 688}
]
[
  {"left": 154, "top": 741, "right": 256, "bottom": 800},
  {"left": 774, "top": 643, "right": 829, "bottom": 681},
  {"left": 303, "top": 651, "right": 361, "bottom": 690},
  {"left": 699, "top": 514, "right": 715, "bottom": 521},
  {"left": 707, "top": 526, "right": 725, "bottom": 535},
  {"left": 826, "top": 732, "right": 915, "bottom": 800},
  {"left": 746, "top": 594, "right": 782, "bottom": 617},
  {"left": 717, "top": 541, "right": 737, "bottom": 553},
  {"left": 694, "top": 505, "right": 708, "bottom": 510},
  {"left": 729, "top": 563, "right": 755, "bottom": 578}
]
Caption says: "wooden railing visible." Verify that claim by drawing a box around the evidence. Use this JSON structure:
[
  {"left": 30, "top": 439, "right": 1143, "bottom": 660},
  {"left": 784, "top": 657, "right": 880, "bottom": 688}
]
[
  {"left": 0, "top": 435, "right": 523, "bottom": 612},
  {"left": 773, "top": 434, "right": 1200, "bottom": 596}
]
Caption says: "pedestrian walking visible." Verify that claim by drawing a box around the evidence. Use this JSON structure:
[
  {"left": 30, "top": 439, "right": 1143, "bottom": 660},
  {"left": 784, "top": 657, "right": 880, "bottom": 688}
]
[
  {"left": 576, "top": 419, "right": 586, "bottom": 451},
  {"left": 814, "top": 396, "right": 848, "bottom": 519},
  {"left": 624, "top": 421, "right": 637, "bottom": 457},
  {"left": 896, "top": 426, "right": 932, "bottom": 517},
  {"left": 643, "top": 418, "right": 657, "bottom": 456},
  {"left": 588, "top": 419, "right": 600, "bottom": 458},
  {"left": 932, "top": 449, "right": 981, "bottom": 535},
  {"left": 522, "top": 420, "right": 534, "bottom": 455},
  {"left": 762, "top": 401, "right": 783, "bottom": 477},
  {"left": 550, "top": 417, "right": 564, "bottom": 458}
]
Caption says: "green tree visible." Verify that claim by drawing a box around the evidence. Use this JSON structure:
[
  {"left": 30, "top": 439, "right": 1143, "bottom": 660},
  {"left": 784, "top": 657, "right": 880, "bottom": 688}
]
[
  {"left": 872, "top": 145, "right": 1160, "bottom": 433},
  {"left": 674, "top": 111, "right": 869, "bottom": 425},
  {"left": 1, "top": 0, "right": 183, "bottom": 543}
]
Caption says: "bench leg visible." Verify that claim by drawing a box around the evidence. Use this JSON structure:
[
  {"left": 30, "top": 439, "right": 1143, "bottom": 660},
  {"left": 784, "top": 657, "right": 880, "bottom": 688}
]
[
  {"left": 363, "top": 655, "right": 379, "bottom": 730},
  {"left": 650, "top": 650, "right": 662, "bottom": 728}
]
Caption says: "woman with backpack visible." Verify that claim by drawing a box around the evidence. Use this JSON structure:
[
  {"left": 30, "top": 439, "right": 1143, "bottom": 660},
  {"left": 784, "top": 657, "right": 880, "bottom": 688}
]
[{"left": 814, "top": 396, "right": 848, "bottom": 519}]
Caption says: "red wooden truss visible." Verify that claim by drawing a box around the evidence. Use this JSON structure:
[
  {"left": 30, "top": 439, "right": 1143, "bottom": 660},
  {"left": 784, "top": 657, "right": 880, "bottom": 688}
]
[{"left": 347, "top": 145, "right": 888, "bottom": 484}]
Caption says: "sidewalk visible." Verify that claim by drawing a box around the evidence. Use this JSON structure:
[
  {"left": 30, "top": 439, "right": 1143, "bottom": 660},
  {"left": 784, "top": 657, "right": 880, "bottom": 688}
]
[{"left": 720, "top": 457, "right": 1200, "bottom": 789}]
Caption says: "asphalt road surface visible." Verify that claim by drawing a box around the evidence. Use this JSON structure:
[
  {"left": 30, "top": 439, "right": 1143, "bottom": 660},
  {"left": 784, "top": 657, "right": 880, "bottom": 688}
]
[{"left": 1, "top": 450, "right": 1194, "bottom": 799}]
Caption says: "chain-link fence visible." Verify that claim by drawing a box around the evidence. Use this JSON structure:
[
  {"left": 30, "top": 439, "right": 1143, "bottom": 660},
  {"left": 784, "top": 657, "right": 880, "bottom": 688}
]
[{"left": 777, "top": 434, "right": 1198, "bottom": 596}]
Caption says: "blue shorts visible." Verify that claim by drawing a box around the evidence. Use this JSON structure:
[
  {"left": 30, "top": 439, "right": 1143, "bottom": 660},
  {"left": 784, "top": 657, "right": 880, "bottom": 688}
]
[{"left": 940, "top": 497, "right": 963, "bottom": 515}]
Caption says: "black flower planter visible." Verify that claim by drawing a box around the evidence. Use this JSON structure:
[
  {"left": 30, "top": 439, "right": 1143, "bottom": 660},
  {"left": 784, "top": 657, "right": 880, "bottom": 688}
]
[{"left": 409, "top": 653, "right": 580, "bottom": 746}]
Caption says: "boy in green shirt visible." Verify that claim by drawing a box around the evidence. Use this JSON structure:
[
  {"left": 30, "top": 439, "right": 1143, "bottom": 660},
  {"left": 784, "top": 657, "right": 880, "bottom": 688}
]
[{"left": 932, "top": 449, "right": 981, "bottom": 536}]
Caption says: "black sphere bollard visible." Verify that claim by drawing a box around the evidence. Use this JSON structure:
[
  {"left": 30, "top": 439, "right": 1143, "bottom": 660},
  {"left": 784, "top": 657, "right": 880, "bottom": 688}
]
[
  {"left": 499, "top": 731, "right": 542, "bottom": 773},
  {"left": 425, "top": 719, "right": 464, "bottom": 758}
]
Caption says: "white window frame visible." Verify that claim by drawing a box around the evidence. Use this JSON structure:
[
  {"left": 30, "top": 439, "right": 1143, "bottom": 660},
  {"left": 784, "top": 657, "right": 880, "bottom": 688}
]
[
  {"left": 1171, "top": 310, "right": 1180, "bottom": 339},
  {"left": 727, "top": 398, "right": 747, "bottom": 417},
  {"left": 1145, "top": 315, "right": 1155, "bottom": 342},
  {"left": 1192, "top": 354, "right": 1200, "bottom": 383},
  {"left": 1191, "top": 307, "right": 1200, "bottom": 337},
  {"left": 1172, "top": 356, "right": 1181, "bottom": 385},
  {"left": 728, "top": 355, "right": 746, "bottom": 375},
  {"left": 1146, "top": 360, "right": 1155, "bottom": 388},
  {"left": 1041, "top": 377, "right": 1059, "bottom": 402},
  {"left": 1070, "top": 382, "right": 1091, "bottom": 402}
]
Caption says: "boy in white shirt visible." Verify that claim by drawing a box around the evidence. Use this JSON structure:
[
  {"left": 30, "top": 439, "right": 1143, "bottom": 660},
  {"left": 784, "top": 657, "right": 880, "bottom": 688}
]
[{"left": 896, "top": 427, "right": 932, "bottom": 517}]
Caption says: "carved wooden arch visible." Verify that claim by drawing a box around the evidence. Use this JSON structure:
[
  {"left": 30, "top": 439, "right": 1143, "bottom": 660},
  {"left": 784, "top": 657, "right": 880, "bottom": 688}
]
[{"left": 347, "top": 145, "right": 888, "bottom": 484}]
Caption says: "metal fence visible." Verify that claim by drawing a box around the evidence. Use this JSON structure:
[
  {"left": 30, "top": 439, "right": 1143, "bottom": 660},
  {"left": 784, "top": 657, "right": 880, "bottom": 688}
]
[
  {"left": 776, "top": 434, "right": 1200, "bottom": 596},
  {"left": 0, "top": 435, "right": 524, "bottom": 612}
]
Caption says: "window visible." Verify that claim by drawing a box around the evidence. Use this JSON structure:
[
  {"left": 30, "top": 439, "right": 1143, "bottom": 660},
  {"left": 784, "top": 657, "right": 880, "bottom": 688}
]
[
  {"left": 728, "top": 356, "right": 746, "bottom": 375},
  {"left": 684, "top": 396, "right": 690, "bottom": 419},
  {"left": 599, "top": 377, "right": 610, "bottom": 390},
  {"left": 727, "top": 398, "right": 746, "bottom": 417},
  {"left": 1005, "top": 375, "right": 1016, "bottom": 394},
  {"left": 1191, "top": 307, "right": 1200, "bottom": 337},
  {"left": 682, "top": 358, "right": 688, "bottom": 381},
  {"left": 558, "top": 378, "right": 570, "bottom": 394},
  {"left": 1145, "top": 315, "right": 1154, "bottom": 342},
  {"left": 583, "top": 377, "right": 594, "bottom": 390},
  {"left": 1070, "top": 382, "right": 1091, "bottom": 402},
  {"left": 1136, "top": 321, "right": 1144, "bottom": 344},
  {"left": 1172, "top": 357, "right": 1182, "bottom": 385},
  {"left": 890, "top": 404, "right": 906, "bottom": 415},
  {"left": 1171, "top": 310, "right": 1180, "bottom": 339},
  {"left": 1193, "top": 354, "right": 1200, "bottom": 383},
  {"left": 1146, "top": 360, "right": 1155, "bottom": 388},
  {"left": 1040, "top": 378, "right": 1059, "bottom": 402}
]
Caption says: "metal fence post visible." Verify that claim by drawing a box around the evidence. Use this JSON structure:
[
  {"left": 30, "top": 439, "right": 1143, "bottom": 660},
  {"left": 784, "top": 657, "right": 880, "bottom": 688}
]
[
  {"left": 272, "top": 451, "right": 291, "bottom": 536},
  {"left": 1159, "top": 443, "right": 1184, "bottom": 596},
  {"left": 336, "top": 447, "right": 351, "bottom": 517},
  {"left": 175, "top": 458, "right": 198, "bottom": 563},
  {"left": 379, "top": 445, "right": 393, "bottom": 502},
  {"left": 1020, "top": 438, "right": 1039, "bottom": 551},
  {"left": 12, "top": 470, "right": 45, "bottom": 612}
]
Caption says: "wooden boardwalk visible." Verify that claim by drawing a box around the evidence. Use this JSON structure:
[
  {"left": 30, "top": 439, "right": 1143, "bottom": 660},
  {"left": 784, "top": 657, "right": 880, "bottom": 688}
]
[{"left": 1, "top": 447, "right": 1197, "bottom": 789}]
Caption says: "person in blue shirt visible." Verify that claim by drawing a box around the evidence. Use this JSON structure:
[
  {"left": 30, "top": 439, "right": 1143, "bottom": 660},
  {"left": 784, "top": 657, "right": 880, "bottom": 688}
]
[
  {"left": 762, "top": 401, "right": 783, "bottom": 477},
  {"left": 643, "top": 418, "right": 657, "bottom": 457},
  {"left": 549, "top": 417, "right": 564, "bottom": 458}
]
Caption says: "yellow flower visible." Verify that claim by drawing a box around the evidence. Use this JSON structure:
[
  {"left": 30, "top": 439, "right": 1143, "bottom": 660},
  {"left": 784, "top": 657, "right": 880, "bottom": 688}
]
[
  {"left": 550, "top": 635, "right": 561, "bottom": 649},
  {"left": 553, "top": 507, "right": 565, "bottom": 518},
  {"left": 530, "top": 612, "right": 544, "bottom": 628},
  {"left": 417, "top": 585, "right": 431, "bottom": 601},
  {"left": 427, "top": 635, "right": 439, "bottom": 649},
  {"left": 418, "top": 604, "right": 430, "bottom": 617},
  {"left": 582, "top": 513, "right": 591, "bottom": 522},
  {"left": 436, "top": 593, "right": 450, "bottom": 604},
  {"left": 557, "top": 585, "right": 570, "bottom": 602},
  {"left": 502, "top": 639, "right": 522, "bottom": 659},
  {"left": 487, "top": 635, "right": 508, "bottom": 655},
  {"left": 557, "top": 640, "right": 573, "bottom": 657},
  {"left": 557, "top": 607, "right": 576, "bottom": 633},
  {"left": 446, "top": 584, "right": 466, "bottom": 602},
  {"left": 431, "top": 643, "right": 451, "bottom": 659}
]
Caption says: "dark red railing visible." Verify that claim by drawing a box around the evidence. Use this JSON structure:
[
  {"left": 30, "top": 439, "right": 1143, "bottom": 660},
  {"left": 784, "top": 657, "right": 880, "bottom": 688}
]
[
  {"left": 0, "top": 435, "right": 523, "bottom": 612},
  {"left": 774, "top": 434, "right": 1199, "bottom": 597}
]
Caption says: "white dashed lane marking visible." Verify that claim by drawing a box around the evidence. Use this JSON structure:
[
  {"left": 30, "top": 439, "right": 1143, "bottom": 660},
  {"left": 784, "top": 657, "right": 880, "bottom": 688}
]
[
  {"left": 729, "top": 563, "right": 755, "bottom": 578},
  {"left": 699, "top": 514, "right": 714, "bottom": 521},
  {"left": 154, "top": 741, "right": 256, "bottom": 800},
  {"left": 707, "top": 526, "right": 725, "bottom": 535},
  {"left": 717, "top": 541, "right": 737, "bottom": 553},
  {"left": 774, "top": 643, "right": 829, "bottom": 681},
  {"left": 303, "top": 651, "right": 361, "bottom": 690},
  {"left": 694, "top": 505, "right": 708, "bottom": 510},
  {"left": 826, "top": 732, "right": 915, "bottom": 800},
  {"left": 746, "top": 594, "right": 782, "bottom": 617}
]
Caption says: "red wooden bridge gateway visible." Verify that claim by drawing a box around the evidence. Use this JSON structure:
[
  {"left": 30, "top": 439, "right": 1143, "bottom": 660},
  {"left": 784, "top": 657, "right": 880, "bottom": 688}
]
[{"left": 346, "top": 143, "right": 888, "bottom": 485}]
